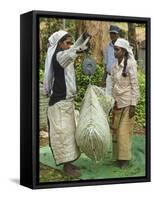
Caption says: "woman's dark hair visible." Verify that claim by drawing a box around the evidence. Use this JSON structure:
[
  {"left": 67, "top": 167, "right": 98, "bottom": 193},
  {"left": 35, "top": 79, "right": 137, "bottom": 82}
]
[
  {"left": 122, "top": 50, "right": 129, "bottom": 77},
  {"left": 58, "top": 34, "right": 71, "bottom": 44}
]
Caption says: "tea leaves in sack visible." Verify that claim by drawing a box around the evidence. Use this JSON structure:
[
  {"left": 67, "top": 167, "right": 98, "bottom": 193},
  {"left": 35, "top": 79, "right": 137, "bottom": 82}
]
[
  {"left": 91, "top": 85, "right": 115, "bottom": 116},
  {"left": 75, "top": 85, "right": 113, "bottom": 161}
]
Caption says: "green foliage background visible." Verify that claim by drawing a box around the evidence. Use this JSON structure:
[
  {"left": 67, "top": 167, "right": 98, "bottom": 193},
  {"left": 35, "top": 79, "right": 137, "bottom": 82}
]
[
  {"left": 74, "top": 61, "right": 104, "bottom": 110},
  {"left": 135, "top": 69, "right": 145, "bottom": 128},
  {"left": 40, "top": 63, "right": 145, "bottom": 129},
  {"left": 39, "top": 18, "right": 145, "bottom": 129}
]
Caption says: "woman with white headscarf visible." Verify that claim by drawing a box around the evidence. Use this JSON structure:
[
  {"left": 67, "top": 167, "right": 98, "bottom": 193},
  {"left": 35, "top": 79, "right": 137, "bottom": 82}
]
[
  {"left": 44, "top": 30, "right": 90, "bottom": 177},
  {"left": 111, "top": 38, "right": 140, "bottom": 169}
]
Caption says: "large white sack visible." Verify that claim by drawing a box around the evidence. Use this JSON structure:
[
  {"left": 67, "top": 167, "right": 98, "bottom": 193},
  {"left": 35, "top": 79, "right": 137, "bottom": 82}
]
[{"left": 75, "top": 85, "right": 114, "bottom": 161}]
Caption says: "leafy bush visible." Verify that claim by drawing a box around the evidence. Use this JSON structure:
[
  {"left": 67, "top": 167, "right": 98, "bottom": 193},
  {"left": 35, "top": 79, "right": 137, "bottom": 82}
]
[
  {"left": 39, "top": 58, "right": 145, "bottom": 128},
  {"left": 74, "top": 62, "right": 104, "bottom": 110},
  {"left": 135, "top": 69, "right": 145, "bottom": 128},
  {"left": 40, "top": 68, "right": 44, "bottom": 84}
]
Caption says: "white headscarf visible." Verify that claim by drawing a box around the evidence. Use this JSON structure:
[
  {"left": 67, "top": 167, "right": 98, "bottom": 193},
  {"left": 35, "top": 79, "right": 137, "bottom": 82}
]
[
  {"left": 114, "top": 38, "right": 135, "bottom": 60},
  {"left": 43, "top": 30, "right": 68, "bottom": 95}
]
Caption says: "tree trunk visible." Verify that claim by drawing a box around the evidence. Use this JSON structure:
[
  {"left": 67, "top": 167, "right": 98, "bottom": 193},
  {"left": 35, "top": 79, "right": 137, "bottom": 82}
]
[
  {"left": 128, "top": 23, "right": 138, "bottom": 60},
  {"left": 76, "top": 20, "right": 110, "bottom": 64}
]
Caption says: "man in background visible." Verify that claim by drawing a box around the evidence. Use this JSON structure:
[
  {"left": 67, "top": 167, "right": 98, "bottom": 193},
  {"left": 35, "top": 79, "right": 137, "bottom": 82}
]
[{"left": 102, "top": 25, "right": 121, "bottom": 96}]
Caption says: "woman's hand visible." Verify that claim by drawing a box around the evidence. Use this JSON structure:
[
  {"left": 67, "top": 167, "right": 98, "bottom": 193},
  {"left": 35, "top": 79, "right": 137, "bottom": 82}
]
[
  {"left": 129, "top": 105, "right": 135, "bottom": 119},
  {"left": 82, "top": 32, "right": 91, "bottom": 40}
]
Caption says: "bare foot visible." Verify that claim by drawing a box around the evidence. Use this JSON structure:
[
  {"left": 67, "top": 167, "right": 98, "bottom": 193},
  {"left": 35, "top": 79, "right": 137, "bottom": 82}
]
[
  {"left": 63, "top": 163, "right": 81, "bottom": 178},
  {"left": 118, "top": 160, "right": 129, "bottom": 169}
]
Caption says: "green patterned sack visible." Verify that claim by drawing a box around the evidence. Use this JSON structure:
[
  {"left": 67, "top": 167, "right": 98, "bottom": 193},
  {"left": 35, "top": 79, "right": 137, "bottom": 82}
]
[{"left": 75, "top": 85, "right": 114, "bottom": 161}]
